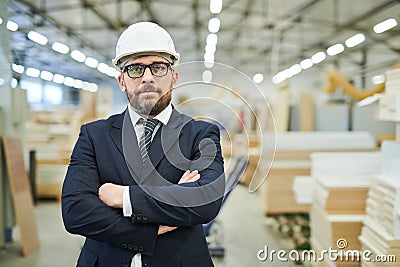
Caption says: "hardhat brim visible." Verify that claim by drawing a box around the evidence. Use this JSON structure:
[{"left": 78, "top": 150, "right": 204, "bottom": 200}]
[{"left": 113, "top": 50, "right": 180, "bottom": 70}]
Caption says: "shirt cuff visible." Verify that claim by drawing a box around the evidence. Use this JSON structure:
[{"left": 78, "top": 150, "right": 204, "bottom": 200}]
[{"left": 122, "top": 186, "right": 132, "bottom": 217}]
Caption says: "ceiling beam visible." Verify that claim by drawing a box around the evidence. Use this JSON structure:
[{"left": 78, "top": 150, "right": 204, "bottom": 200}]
[
  {"left": 139, "top": 0, "right": 159, "bottom": 24},
  {"left": 81, "top": 0, "right": 123, "bottom": 32},
  {"left": 193, "top": 0, "right": 202, "bottom": 58},
  {"left": 228, "top": 0, "right": 256, "bottom": 49}
]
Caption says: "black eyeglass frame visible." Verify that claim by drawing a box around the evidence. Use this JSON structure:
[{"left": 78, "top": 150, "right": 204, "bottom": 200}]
[{"left": 123, "top": 62, "right": 173, "bottom": 78}]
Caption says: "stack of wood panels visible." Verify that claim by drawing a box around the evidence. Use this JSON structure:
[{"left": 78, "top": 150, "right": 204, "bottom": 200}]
[
  {"left": 309, "top": 152, "right": 381, "bottom": 267},
  {"left": 263, "top": 131, "right": 376, "bottom": 215},
  {"left": 359, "top": 141, "right": 400, "bottom": 267}
]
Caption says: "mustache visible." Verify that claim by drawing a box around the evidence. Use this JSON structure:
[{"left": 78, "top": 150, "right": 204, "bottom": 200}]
[{"left": 135, "top": 84, "right": 162, "bottom": 95}]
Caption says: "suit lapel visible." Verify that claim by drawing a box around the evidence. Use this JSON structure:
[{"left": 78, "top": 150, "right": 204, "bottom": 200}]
[
  {"left": 109, "top": 112, "right": 124, "bottom": 154},
  {"left": 110, "top": 110, "right": 142, "bottom": 178},
  {"left": 141, "top": 109, "right": 192, "bottom": 181}
]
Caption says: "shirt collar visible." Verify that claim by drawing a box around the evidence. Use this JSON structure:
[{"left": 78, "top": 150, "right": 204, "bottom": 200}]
[{"left": 128, "top": 103, "right": 172, "bottom": 126}]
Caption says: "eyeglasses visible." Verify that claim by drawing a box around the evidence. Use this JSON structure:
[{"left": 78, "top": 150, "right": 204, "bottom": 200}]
[{"left": 124, "top": 62, "right": 172, "bottom": 78}]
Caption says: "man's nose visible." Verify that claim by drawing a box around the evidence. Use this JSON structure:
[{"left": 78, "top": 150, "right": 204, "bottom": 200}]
[{"left": 141, "top": 67, "right": 154, "bottom": 82}]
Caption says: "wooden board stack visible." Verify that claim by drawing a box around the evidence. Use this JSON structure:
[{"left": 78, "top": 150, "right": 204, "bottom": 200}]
[
  {"left": 26, "top": 107, "right": 81, "bottom": 199},
  {"left": 309, "top": 152, "right": 381, "bottom": 267},
  {"left": 263, "top": 131, "right": 376, "bottom": 215},
  {"left": 359, "top": 141, "right": 400, "bottom": 267}
]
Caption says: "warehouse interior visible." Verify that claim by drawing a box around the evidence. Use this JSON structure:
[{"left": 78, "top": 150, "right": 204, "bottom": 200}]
[{"left": 1, "top": 0, "right": 400, "bottom": 266}]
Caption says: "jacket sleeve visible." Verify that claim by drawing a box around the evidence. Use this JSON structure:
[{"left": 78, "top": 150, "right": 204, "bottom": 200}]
[
  {"left": 61, "top": 124, "right": 158, "bottom": 256},
  {"left": 129, "top": 123, "right": 225, "bottom": 227}
]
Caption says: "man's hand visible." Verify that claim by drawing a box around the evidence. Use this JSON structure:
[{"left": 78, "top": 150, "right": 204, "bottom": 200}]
[
  {"left": 178, "top": 170, "right": 200, "bottom": 184},
  {"left": 158, "top": 225, "right": 177, "bottom": 235},
  {"left": 98, "top": 183, "right": 125, "bottom": 208}
]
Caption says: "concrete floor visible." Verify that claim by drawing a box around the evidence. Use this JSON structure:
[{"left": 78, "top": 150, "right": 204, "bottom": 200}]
[{"left": 0, "top": 185, "right": 296, "bottom": 267}]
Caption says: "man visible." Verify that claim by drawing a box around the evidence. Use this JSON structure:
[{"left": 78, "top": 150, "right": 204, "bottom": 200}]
[{"left": 62, "top": 21, "right": 225, "bottom": 267}]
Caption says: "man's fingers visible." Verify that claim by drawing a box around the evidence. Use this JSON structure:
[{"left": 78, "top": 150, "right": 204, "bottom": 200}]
[
  {"left": 180, "top": 170, "right": 190, "bottom": 181},
  {"left": 178, "top": 170, "right": 200, "bottom": 184},
  {"left": 187, "top": 173, "right": 200, "bottom": 182},
  {"left": 158, "top": 225, "right": 177, "bottom": 235}
]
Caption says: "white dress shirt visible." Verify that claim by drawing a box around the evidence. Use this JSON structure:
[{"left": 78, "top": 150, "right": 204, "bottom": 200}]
[{"left": 122, "top": 104, "right": 172, "bottom": 267}]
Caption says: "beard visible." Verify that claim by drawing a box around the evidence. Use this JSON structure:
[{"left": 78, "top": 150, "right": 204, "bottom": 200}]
[{"left": 127, "top": 84, "right": 172, "bottom": 117}]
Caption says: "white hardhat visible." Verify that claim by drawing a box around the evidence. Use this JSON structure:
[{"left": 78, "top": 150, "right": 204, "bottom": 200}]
[{"left": 113, "top": 22, "right": 180, "bottom": 70}]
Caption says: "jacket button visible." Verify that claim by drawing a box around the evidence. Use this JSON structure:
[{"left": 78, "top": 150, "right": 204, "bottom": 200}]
[
  {"left": 133, "top": 245, "right": 138, "bottom": 252},
  {"left": 143, "top": 214, "right": 148, "bottom": 221},
  {"left": 136, "top": 214, "right": 142, "bottom": 220},
  {"left": 122, "top": 260, "right": 130, "bottom": 267},
  {"left": 139, "top": 246, "right": 144, "bottom": 252}
]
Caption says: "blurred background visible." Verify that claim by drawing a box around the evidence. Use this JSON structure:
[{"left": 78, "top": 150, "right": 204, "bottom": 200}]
[{"left": 0, "top": 0, "right": 400, "bottom": 266}]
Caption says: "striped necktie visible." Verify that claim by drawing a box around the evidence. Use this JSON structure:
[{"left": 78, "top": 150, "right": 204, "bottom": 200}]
[{"left": 138, "top": 118, "right": 159, "bottom": 160}]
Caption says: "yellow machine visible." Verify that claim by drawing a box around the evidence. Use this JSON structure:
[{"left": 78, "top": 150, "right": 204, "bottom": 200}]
[
  {"left": 325, "top": 61, "right": 400, "bottom": 101},
  {"left": 325, "top": 68, "right": 385, "bottom": 101}
]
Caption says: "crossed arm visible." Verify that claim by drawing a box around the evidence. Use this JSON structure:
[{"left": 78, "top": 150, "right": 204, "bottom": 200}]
[{"left": 98, "top": 170, "right": 201, "bottom": 235}]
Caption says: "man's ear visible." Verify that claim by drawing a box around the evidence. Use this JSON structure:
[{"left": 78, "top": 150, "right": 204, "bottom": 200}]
[
  {"left": 172, "top": 71, "right": 179, "bottom": 88},
  {"left": 117, "top": 75, "right": 126, "bottom": 92}
]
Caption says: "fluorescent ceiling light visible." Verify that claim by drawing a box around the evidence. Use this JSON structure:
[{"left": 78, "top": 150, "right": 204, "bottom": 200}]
[
  {"left": 345, "top": 33, "right": 365, "bottom": 48},
  {"left": 300, "top": 59, "right": 313, "bottom": 69},
  {"left": 204, "top": 61, "right": 214, "bottom": 68},
  {"left": 282, "top": 68, "right": 293, "bottom": 79},
  {"left": 327, "top": 43, "right": 344, "bottom": 56},
  {"left": 82, "top": 82, "right": 91, "bottom": 91},
  {"left": 311, "top": 51, "right": 326, "bottom": 64},
  {"left": 205, "top": 43, "right": 217, "bottom": 54},
  {"left": 97, "top": 63, "right": 117, "bottom": 77},
  {"left": 64, "top": 77, "right": 75, "bottom": 87},
  {"left": 97, "top": 63, "right": 109, "bottom": 74},
  {"left": 40, "top": 70, "right": 54, "bottom": 81},
  {"left": 52, "top": 42, "right": 70, "bottom": 54},
  {"left": 88, "top": 83, "right": 98, "bottom": 92},
  {"left": 253, "top": 73, "right": 264, "bottom": 84},
  {"left": 208, "top": 18, "right": 221, "bottom": 33},
  {"left": 71, "top": 50, "right": 86, "bottom": 62},
  {"left": 85, "top": 57, "right": 99, "bottom": 68},
  {"left": 272, "top": 72, "right": 286, "bottom": 84},
  {"left": 105, "top": 66, "right": 119, "bottom": 78},
  {"left": 97, "top": 63, "right": 110, "bottom": 76},
  {"left": 289, "top": 64, "right": 302, "bottom": 76},
  {"left": 26, "top": 67, "right": 40, "bottom": 77},
  {"left": 206, "top": 33, "right": 218, "bottom": 46},
  {"left": 11, "top": 78, "right": 18, "bottom": 88},
  {"left": 210, "top": 0, "right": 222, "bottom": 14},
  {"left": 72, "top": 79, "right": 84, "bottom": 89},
  {"left": 372, "top": 75, "right": 385, "bottom": 84},
  {"left": 12, "top": 63, "right": 24, "bottom": 74},
  {"left": 204, "top": 52, "right": 215, "bottom": 63},
  {"left": 202, "top": 70, "right": 213, "bottom": 83},
  {"left": 53, "top": 74, "right": 65, "bottom": 84},
  {"left": 27, "top": 31, "right": 48, "bottom": 46},
  {"left": 373, "top": 18, "right": 398, "bottom": 33},
  {"left": 82, "top": 82, "right": 98, "bottom": 92},
  {"left": 6, "top": 20, "right": 18, "bottom": 31}
]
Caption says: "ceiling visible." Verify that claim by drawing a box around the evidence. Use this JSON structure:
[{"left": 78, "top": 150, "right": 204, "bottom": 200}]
[{"left": 6, "top": 0, "right": 400, "bottom": 88}]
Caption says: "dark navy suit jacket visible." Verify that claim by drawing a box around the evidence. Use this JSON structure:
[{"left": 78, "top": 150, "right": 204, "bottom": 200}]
[{"left": 62, "top": 108, "right": 225, "bottom": 267}]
